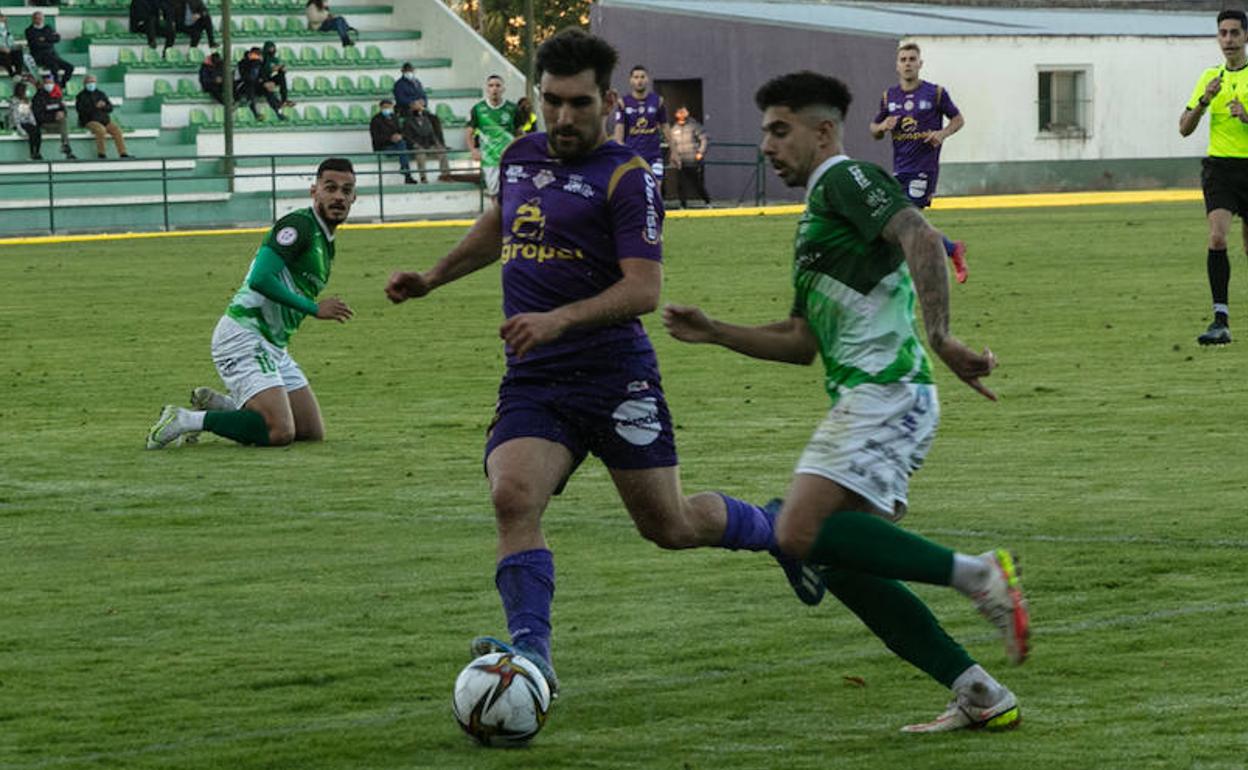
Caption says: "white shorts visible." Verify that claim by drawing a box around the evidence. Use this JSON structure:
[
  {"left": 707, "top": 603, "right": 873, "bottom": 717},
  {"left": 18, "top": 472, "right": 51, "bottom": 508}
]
[
  {"left": 795, "top": 382, "right": 939, "bottom": 522},
  {"left": 210, "top": 315, "right": 309, "bottom": 408},
  {"left": 482, "top": 165, "right": 501, "bottom": 197}
]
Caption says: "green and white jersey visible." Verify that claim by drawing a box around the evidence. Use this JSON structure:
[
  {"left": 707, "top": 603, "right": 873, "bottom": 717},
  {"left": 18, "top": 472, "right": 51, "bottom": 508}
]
[
  {"left": 226, "top": 207, "right": 335, "bottom": 348},
  {"left": 792, "top": 155, "right": 932, "bottom": 405},
  {"left": 468, "top": 99, "right": 517, "bottom": 167}
]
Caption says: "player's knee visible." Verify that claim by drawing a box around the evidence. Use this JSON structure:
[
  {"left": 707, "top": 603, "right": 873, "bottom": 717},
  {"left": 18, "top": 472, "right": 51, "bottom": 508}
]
[
  {"left": 634, "top": 510, "right": 697, "bottom": 550},
  {"left": 774, "top": 520, "right": 812, "bottom": 561},
  {"left": 1210, "top": 233, "right": 1229, "bottom": 250},
  {"left": 267, "top": 425, "right": 296, "bottom": 446},
  {"left": 490, "top": 477, "right": 542, "bottom": 522}
]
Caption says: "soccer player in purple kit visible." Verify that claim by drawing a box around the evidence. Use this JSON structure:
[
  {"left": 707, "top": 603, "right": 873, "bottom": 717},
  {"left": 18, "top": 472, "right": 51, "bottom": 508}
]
[
  {"left": 384, "top": 29, "right": 822, "bottom": 697},
  {"left": 612, "top": 64, "right": 674, "bottom": 181},
  {"left": 870, "top": 41, "right": 969, "bottom": 284}
]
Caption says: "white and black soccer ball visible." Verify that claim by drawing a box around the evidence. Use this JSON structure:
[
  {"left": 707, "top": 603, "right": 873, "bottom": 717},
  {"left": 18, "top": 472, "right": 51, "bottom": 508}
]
[{"left": 452, "top": 652, "right": 552, "bottom": 747}]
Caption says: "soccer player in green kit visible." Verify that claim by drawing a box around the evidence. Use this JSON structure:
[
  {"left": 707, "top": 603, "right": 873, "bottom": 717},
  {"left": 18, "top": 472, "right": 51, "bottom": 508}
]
[
  {"left": 146, "top": 158, "right": 357, "bottom": 449},
  {"left": 466, "top": 74, "right": 518, "bottom": 202},
  {"left": 663, "top": 72, "right": 1029, "bottom": 732}
]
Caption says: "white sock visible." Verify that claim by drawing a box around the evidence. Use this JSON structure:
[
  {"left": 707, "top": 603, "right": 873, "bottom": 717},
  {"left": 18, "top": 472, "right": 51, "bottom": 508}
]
[
  {"left": 182, "top": 409, "right": 206, "bottom": 431},
  {"left": 951, "top": 664, "right": 1004, "bottom": 706},
  {"left": 950, "top": 552, "right": 990, "bottom": 595}
]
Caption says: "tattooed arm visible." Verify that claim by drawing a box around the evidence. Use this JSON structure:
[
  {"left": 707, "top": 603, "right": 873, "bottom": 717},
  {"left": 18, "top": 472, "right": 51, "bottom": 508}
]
[{"left": 882, "top": 207, "right": 998, "bottom": 400}]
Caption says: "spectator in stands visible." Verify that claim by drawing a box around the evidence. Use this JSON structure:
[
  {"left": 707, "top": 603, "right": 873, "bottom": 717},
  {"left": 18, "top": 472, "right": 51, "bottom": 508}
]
[
  {"left": 370, "top": 98, "right": 415, "bottom": 184},
  {"left": 32, "top": 72, "right": 75, "bottom": 159},
  {"left": 306, "top": 0, "right": 356, "bottom": 48},
  {"left": 515, "top": 96, "right": 537, "bottom": 135},
  {"left": 25, "top": 12, "right": 73, "bottom": 87},
  {"left": 669, "top": 106, "right": 711, "bottom": 208},
  {"left": 237, "top": 46, "right": 285, "bottom": 120},
  {"left": 75, "top": 74, "right": 130, "bottom": 160},
  {"left": 261, "top": 41, "right": 292, "bottom": 108},
  {"left": 134, "top": 0, "right": 175, "bottom": 58},
  {"left": 174, "top": 0, "right": 217, "bottom": 49},
  {"left": 199, "top": 51, "right": 225, "bottom": 105},
  {"left": 394, "top": 62, "right": 426, "bottom": 114},
  {"left": 402, "top": 98, "right": 450, "bottom": 184},
  {"left": 0, "top": 13, "right": 26, "bottom": 78},
  {"left": 9, "top": 82, "right": 41, "bottom": 160}
]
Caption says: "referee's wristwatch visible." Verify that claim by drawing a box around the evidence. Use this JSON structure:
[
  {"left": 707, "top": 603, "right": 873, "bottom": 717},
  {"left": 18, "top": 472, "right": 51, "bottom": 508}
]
[{"left": 1198, "top": 96, "right": 1211, "bottom": 109}]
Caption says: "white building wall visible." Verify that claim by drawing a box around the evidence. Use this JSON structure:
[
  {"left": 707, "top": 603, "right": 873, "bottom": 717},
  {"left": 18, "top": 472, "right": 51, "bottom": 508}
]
[{"left": 913, "top": 35, "right": 1221, "bottom": 163}]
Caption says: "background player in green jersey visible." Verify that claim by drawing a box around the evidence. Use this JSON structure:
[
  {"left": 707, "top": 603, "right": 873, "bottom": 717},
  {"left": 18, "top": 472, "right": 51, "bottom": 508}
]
[
  {"left": 664, "top": 71, "right": 1029, "bottom": 733},
  {"left": 146, "top": 158, "right": 357, "bottom": 449},
  {"left": 465, "top": 74, "right": 518, "bottom": 202},
  {"left": 1180, "top": 9, "right": 1248, "bottom": 346}
]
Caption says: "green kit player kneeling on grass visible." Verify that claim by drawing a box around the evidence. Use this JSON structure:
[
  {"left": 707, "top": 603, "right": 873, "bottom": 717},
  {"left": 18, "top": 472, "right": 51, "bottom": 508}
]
[{"left": 146, "top": 157, "right": 357, "bottom": 449}]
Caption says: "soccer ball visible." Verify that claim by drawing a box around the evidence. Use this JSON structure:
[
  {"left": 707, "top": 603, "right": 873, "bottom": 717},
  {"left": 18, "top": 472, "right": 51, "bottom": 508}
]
[{"left": 452, "top": 652, "right": 552, "bottom": 747}]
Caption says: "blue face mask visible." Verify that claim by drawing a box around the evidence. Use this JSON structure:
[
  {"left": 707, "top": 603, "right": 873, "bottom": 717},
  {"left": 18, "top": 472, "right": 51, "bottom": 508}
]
[
  {"left": 43, "top": 83, "right": 54, "bottom": 93},
  {"left": 86, "top": 82, "right": 97, "bottom": 92},
  {"left": 381, "top": 109, "right": 393, "bottom": 117}
]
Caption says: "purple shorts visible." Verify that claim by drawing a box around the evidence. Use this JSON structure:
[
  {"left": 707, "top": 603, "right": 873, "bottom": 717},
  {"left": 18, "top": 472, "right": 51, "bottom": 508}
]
[
  {"left": 484, "top": 361, "right": 679, "bottom": 485},
  {"left": 895, "top": 170, "right": 938, "bottom": 208}
]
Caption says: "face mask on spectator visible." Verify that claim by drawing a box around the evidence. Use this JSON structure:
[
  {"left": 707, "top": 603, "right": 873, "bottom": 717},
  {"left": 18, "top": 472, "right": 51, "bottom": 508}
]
[
  {"left": 404, "top": 72, "right": 415, "bottom": 81},
  {"left": 381, "top": 108, "right": 394, "bottom": 117},
  {"left": 43, "top": 82, "right": 55, "bottom": 92},
  {"left": 86, "top": 82, "right": 98, "bottom": 92}
]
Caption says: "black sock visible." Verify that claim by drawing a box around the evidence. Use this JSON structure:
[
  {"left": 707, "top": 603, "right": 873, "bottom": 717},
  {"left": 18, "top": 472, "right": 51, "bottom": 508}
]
[{"left": 1208, "top": 248, "right": 1229, "bottom": 324}]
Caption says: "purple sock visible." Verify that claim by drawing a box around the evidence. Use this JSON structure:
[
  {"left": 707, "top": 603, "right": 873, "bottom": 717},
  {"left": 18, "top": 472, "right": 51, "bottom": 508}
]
[
  {"left": 717, "top": 494, "right": 776, "bottom": 552},
  {"left": 942, "top": 235, "right": 956, "bottom": 257},
  {"left": 495, "top": 548, "right": 554, "bottom": 664}
]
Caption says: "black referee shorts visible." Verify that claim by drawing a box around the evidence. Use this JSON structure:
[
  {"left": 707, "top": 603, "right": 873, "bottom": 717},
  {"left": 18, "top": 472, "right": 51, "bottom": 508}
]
[{"left": 1201, "top": 157, "right": 1248, "bottom": 217}]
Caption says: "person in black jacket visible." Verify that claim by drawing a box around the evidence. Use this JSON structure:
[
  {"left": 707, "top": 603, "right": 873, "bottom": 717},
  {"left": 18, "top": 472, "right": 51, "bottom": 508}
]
[
  {"left": 236, "top": 47, "right": 285, "bottom": 120},
  {"left": 369, "top": 98, "right": 414, "bottom": 184},
  {"left": 32, "top": 73, "right": 75, "bottom": 159},
  {"left": 24, "top": 12, "right": 73, "bottom": 87},
  {"left": 401, "top": 98, "right": 450, "bottom": 183},
  {"left": 75, "top": 75, "right": 130, "bottom": 159},
  {"left": 198, "top": 51, "right": 225, "bottom": 105},
  {"left": 174, "top": 0, "right": 216, "bottom": 49}
]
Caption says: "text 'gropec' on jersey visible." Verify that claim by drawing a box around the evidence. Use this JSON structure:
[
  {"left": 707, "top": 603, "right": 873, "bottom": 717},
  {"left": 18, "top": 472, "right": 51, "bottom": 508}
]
[
  {"left": 501, "top": 241, "right": 587, "bottom": 264},
  {"left": 643, "top": 173, "right": 661, "bottom": 245}
]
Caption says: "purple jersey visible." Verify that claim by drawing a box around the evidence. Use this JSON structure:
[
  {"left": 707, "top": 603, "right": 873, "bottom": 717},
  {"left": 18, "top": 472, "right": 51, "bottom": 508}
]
[
  {"left": 873, "top": 80, "right": 960, "bottom": 176},
  {"left": 498, "top": 132, "right": 665, "bottom": 371},
  {"left": 613, "top": 92, "right": 667, "bottom": 164}
]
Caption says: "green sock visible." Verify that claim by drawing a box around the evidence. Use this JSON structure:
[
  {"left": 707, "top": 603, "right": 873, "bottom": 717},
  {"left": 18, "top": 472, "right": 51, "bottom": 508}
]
[
  {"left": 808, "top": 510, "right": 954, "bottom": 585},
  {"left": 203, "top": 409, "right": 270, "bottom": 446},
  {"left": 822, "top": 568, "right": 975, "bottom": 687}
]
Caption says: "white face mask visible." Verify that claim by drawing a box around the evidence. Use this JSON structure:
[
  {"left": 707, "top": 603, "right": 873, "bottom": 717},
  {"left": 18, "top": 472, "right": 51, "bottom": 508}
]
[
  {"left": 43, "top": 83, "right": 54, "bottom": 92},
  {"left": 403, "top": 72, "right": 415, "bottom": 81}
]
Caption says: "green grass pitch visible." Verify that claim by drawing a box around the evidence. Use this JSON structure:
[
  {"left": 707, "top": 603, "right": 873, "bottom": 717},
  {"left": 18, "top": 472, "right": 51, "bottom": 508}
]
[{"left": 2, "top": 202, "right": 1247, "bottom": 769}]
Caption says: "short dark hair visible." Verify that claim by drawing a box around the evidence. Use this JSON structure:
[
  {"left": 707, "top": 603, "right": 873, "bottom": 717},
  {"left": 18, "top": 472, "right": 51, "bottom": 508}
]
[
  {"left": 379, "top": 98, "right": 394, "bottom": 106},
  {"left": 754, "top": 71, "right": 853, "bottom": 118},
  {"left": 1218, "top": 8, "right": 1248, "bottom": 30},
  {"left": 486, "top": 74, "right": 503, "bottom": 83},
  {"left": 317, "top": 158, "right": 355, "bottom": 179},
  {"left": 631, "top": 65, "right": 647, "bottom": 74},
  {"left": 536, "top": 28, "right": 618, "bottom": 95}
]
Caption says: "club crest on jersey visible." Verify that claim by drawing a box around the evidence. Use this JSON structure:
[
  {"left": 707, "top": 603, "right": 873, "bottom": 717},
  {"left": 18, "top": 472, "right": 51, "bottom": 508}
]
[
  {"left": 562, "top": 174, "right": 595, "bottom": 199},
  {"left": 505, "top": 164, "right": 529, "bottom": 184},
  {"left": 275, "top": 226, "right": 299, "bottom": 246},
  {"left": 533, "top": 169, "right": 556, "bottom": 189},
  {"left": 919, "top": 100, "right": 932, "bottom": 110}
]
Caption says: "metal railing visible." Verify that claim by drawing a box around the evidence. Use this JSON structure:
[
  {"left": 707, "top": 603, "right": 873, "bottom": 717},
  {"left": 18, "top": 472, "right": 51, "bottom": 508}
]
[{"left": 0, "top": 143, "right": 773, "bottom": 236}]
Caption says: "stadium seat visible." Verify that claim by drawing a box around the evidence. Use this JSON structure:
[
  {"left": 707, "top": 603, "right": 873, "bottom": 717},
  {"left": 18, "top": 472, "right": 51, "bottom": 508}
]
[
  {"left": 165, "top": 48, "right": 185, "bottom": 66},
  {"left": 300, "top": 46, "right": 320, "bottom": 63},
  {"left": 228, "top": 19, "right": 241, "bottom": 34},
  {"left": 285, "top": 17, "right": 304, "bottom": 34},
  {"left": 325, "top": 105, "right": 346, "bottom": 124},
  {"left": 291, "top": 75, "right": 312, "bottom": 95},
  {"left": 153, "top": 78, "right": 173, "bottom": 96},
  {"left": 242, "top": 18, "right": 261, "bottom": 35},
  {"left": 356, "top": 74, "right": 376, "bottom": 93},
  {"left": 142, "top": 47, "right": 162, "bottom": 65},
  {"left": 322, "top": 46, "right": 341, "bottom": 63},
  {"left": 336, "top": 75, "right": 354, "bottom": 93},
  {"left": 280, "top": 46, "right": 297, "bottom": 62},
  {"left": 0, "top": 79, "right": 12, "bottom": 99},
  {"left": 313, "top": 75, "right": 333, "bottom": 95},
  {"left": 188, "top": 108, "right": 209, "bottom": 125},
  {"left": 235, "top": 107, "right": 255, "bottom": 126},
  {"left": 364, "top": 45, "right": 384, "bottom": 63},
  {"left": 264, "top": 17, "right": 283, "bottom": 35},
  {"left": 347, "top": 104, "right": 369, "bottom": 123},
  {"left": 302, "top": 105, "right": 325, "bottom": 124},
  {"left": 378, "top": 74, "right": 396, "bottom": 90},
  {"left": 105, "top": 18, "right": 128, "bottom": 35},
  {"left": 81, "top": 19, "right": 102, "bottom": 37},
  {"left": 187, "top": 48, "right": 205, "bottom": 65},
  {"left": 178, "top": 78, "right": 199, "bottom": 96},
  {"left": 211, "top": 105, "right": 225, "bottom": 123},
  {"left": 436, "top": 103, "right": 456, "bottom": 123},
  {"left": 343, "top": 46, "right": 362, "bottom": 63},
  {"left": 118, "top": 48, "right": 138, "bottom": 65}
]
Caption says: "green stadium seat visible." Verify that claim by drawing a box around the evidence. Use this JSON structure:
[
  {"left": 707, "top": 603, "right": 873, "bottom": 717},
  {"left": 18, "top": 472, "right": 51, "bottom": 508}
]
[
  {"left": 299, "top": 46, "right": 320, "bottom": 63},
  {"left": 178, "top": 78, "right": 199, "bottom": 96},
  {"left": 235, "top": 107, "right": 255, "bottom": 126},
  {"left": 105, "top": 18, "right": 128, "bottom": 35},
  {"left": 336, "top": 75, "right": 353, "bottom": 93},
  {"left": 436, "top": 103, "right": 455, "bottom": 123},
  {"left": 165, "top": 48, "right": 185, "bottom": 66},
  {"left": 291, "top": 75, "right": 312, "bottom": 94},
  {"left": 0, "top": 79, "right": 12, "bottom": 99},
  {"left": 322, "top": 46, "right": 341, "bottom": 63},
  {"left": 302, "top": 105, "right": 325, "bottom": 124},
  {"left": 325, "top": 105, "right": 346, "bottom": 124},
  {"left": 153, "top": 78, "right": 173, "bottom": 96},
  {"left": 81, "top": 19, "right": 102, "bottom": 37},
  {"left": 280, "top": 46, "right": 297, "bottom": 62},
  {"left": 356, "top": 74, "right": 376, "bottom": 93},
  {"left": 264, "top": 17, "right": 283, "bottom": 34},
  {"left": 142, "top": 47, "right": 162, "bottom": 65},
  {"left": 313, "top": 75, "right": 333, "bottom": 95},
  {"left": 211, "top": 105, "right": 225, "bottom": 123},
  {"left": 348, "top": 104, "right": 369, "bottom": 123},
  {"left": 118, "top": 48, "right": 138, "bottom": 65},
  {"left": 189, "top": 108, "right": 209, "bottom": 125},
  {"left": 342, "top": 45, "right": 362, "bottom": 63},
  {"left": 378, "top": 74, "right": 395, "bottom": 90},
  {"left": 242, "top": 18, "right": 261, "bottom": 34},
  {"left": 228, "top": 19, "right": 241, "bottom": 34},
  {"left": 364, "top": 45, "right": 384, "bottom": 63},
  {"left": 286, "top": 17, "right": 304, "bottom": 34}
]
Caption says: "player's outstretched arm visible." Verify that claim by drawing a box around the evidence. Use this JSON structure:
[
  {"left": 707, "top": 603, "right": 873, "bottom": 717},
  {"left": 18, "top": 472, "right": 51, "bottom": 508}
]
[
  {"left": 884, "top": 207, "right": 997, "bottom": 400},
  {"left": 248, "top": 245, "right": 354, "bottom": 322},
  {"left": 386, "top": 204, "right": 503, "bottom": 303},
  {"left": 663, "top": 304, "right": 817, "bottom": 365}
]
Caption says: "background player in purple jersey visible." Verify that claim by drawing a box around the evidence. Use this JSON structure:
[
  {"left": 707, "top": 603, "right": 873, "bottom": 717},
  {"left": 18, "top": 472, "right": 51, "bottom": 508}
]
[
  {"left": 870, "top": 41, "right": 969, "bottom": 283},
  {"left": 612, "top": 64, "right": 675, "bottom": 180},
  {"left": 384, "top": 29, "right": 822, "bottom": 697}
]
